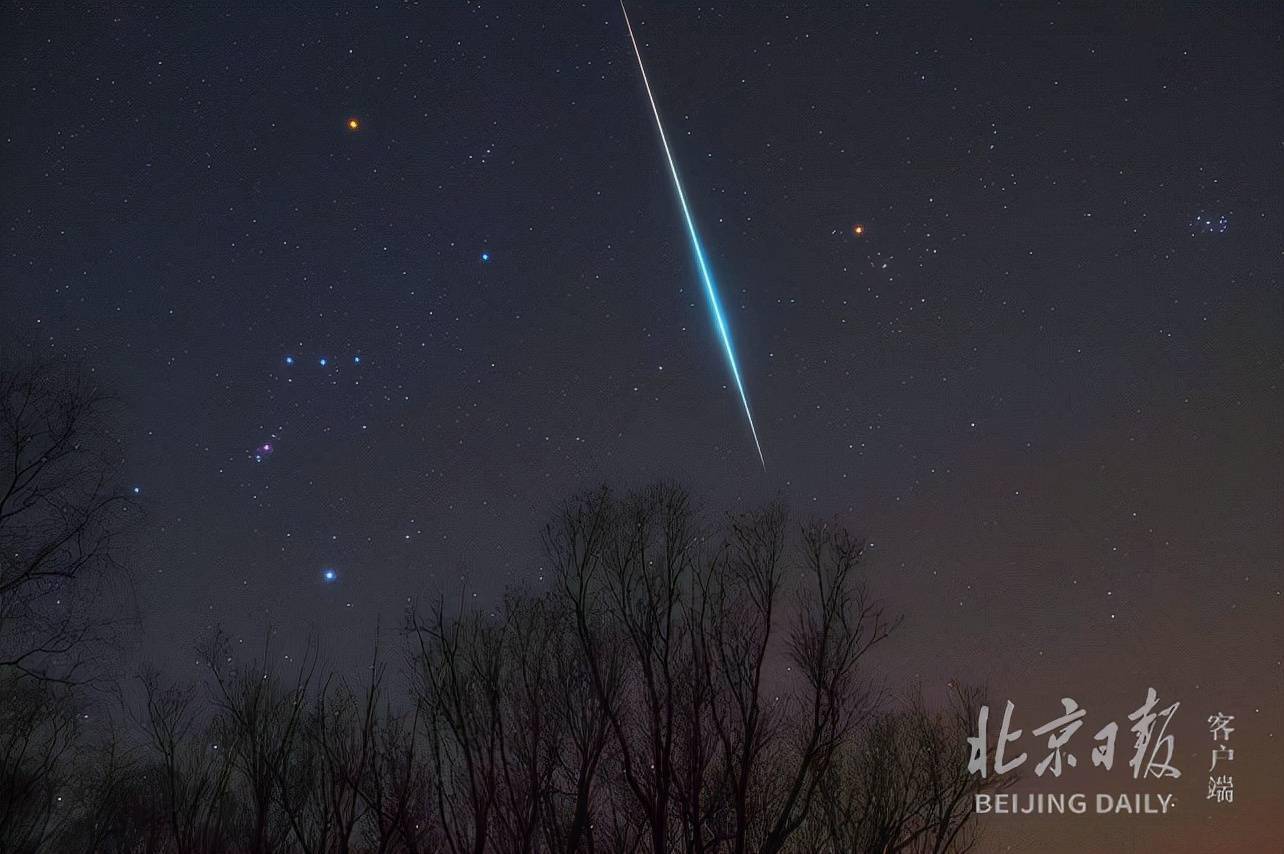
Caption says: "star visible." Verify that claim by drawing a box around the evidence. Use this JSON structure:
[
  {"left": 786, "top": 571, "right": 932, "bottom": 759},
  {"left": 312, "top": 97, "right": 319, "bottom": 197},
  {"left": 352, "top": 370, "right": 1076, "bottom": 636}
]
[
  {"left": 284, "top": 355, "right": 295, "bottom": 366},
  {"left": 322, "top": 568, "right": 338, "bottom": 583},
  {"left": 1191, "top": 213, "right": 1229, "bottom": 235},
  {"left": 347, "top": 118, "right": 360, "bottom": 131},
  {"left": 480, "top": 251, "right": 491, "bottom": 263}
]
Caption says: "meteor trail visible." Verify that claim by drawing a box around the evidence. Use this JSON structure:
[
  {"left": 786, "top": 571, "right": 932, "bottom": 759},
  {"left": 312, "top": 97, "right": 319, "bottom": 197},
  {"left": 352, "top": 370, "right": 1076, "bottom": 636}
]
[{"left": 620, "top": 2, "right": 766, "bottom": 469}]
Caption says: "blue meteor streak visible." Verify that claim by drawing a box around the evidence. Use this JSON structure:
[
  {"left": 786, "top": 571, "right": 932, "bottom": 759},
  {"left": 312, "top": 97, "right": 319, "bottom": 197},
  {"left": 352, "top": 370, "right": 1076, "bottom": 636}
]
[{"left": 621, "top": 3, "right": 766, "bottom": 469}]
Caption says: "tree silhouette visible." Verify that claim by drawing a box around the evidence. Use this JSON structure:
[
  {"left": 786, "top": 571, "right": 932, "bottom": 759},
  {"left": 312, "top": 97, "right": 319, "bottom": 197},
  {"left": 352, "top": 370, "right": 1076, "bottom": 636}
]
[
  {"left": 0, "top": 473, "right": 999, "bottom": 852},
  {"left": 546, "top": 484, "right": 902, "bottom": 853},
  {"left": 0, "top": 348, "right": 137, "bottom": 685},
  {"left": 0, "top": 348, "right": 139, "bottom": 853}
]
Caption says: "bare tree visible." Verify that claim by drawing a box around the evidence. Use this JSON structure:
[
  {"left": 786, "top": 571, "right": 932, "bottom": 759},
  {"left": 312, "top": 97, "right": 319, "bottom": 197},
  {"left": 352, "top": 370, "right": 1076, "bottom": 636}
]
[
  {"left": 0, "top": 675, "right": 81, "bottom": 852},
  {"left": 410, "top": 598, "right": 506, "bottom": 854},
  {"left": 410, "top": 590, "right": 583, "bottom": 854},
  {"left": 550, "top": 484, "right": 701, "bottom": 853},
  {"left": 756, "top": 519, "right": 896, "bottom": 854},
  {"left": 538, "top": 595, "right": 615, "bottom": 854},
  {"left": 136, "top": 667, "right": 238, "bottom": 853},
  {"left": 0, "top": 348, "right": 137, "bottom": 684},
  {"left": 203, "top": 629, "right": 314, "bottom": 854},
  {"left": 0, "top": 349, "right": 138, "bottom": 852},
  {"left": 50, "top": 721, "right": 152, "bottom": 854},
  {"left": 286, "top": 646, "right": 386, "bottom": 854},
  {"left": 3, "top": 480, "right": 997, "bottom": 854},
  {"left": 358, "top": 702, "right": 434, "bottom": 853},
  {"left": 547, "top": 486, "right": 901, "bottom": 854},
  {"left": 809, "top": 683, "right": 1011, "bottom": 853},
  {"left": 490, "top": 593, "right": 561, "bottom": 854},
  {"left": 694, "top": 503, "right": 788, "bottom": 854}
]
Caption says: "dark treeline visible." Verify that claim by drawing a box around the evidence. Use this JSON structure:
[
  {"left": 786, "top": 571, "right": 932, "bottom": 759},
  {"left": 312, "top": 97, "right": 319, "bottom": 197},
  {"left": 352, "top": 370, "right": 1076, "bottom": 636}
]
[{"left": 1, "top": 351, "right": 1004, "bottom": 853}]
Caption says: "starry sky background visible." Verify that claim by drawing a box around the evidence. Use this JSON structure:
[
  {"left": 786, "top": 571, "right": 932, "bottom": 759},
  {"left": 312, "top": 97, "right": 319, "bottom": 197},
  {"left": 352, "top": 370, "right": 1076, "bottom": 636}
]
[{"left": 2, "top": 2, "right": 1280, "bottom": 850}]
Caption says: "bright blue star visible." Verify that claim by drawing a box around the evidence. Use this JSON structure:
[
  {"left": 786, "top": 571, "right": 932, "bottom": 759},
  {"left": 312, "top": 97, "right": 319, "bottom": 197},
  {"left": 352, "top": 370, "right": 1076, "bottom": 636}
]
[
  {"left": 319, "top": 357, "right": 328, "bottom": 367},
  {"left": 131, "top": 485, "right": 142, "bottom": 495},
  {"left": 322, "top": 568, "right": 338, "bottom": 583},
  {"left": 480, "top": 251, "right": 491, "bottom": 263},
  {"left": 284, "top": 355, "right": 295, "bottom": 366},
  {"left": 353, "top": 355, "right": 361, "bottom": 364}
]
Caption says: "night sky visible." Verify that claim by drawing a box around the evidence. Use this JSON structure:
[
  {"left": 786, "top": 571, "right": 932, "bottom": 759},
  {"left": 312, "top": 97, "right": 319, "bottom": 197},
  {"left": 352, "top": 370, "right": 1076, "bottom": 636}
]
[{"left": 3, "top": 3, "right": 1280, "bottom": 850}]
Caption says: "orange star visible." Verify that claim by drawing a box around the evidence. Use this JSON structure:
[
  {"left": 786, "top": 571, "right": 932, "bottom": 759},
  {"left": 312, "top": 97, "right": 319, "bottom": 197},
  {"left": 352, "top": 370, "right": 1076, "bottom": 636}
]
[
  {"left": 852, "top": 224, "right": 865, "bottom": 237},
  {"left": 347, "top": 118, "right": 360, "bottom": 131}
]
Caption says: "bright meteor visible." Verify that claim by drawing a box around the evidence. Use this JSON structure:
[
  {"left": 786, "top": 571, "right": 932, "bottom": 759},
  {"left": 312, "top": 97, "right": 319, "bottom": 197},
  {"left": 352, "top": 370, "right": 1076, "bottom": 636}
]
[{"left": 620, "top": 3, "right": 766, "bottom": 469}]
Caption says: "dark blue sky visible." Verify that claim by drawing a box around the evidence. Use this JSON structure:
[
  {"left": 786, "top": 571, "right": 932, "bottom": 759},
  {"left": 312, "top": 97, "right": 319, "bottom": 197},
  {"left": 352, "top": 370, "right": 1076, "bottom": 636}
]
[{"left": 3, "top": 4, "right": 1279, "bottom": 848}]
